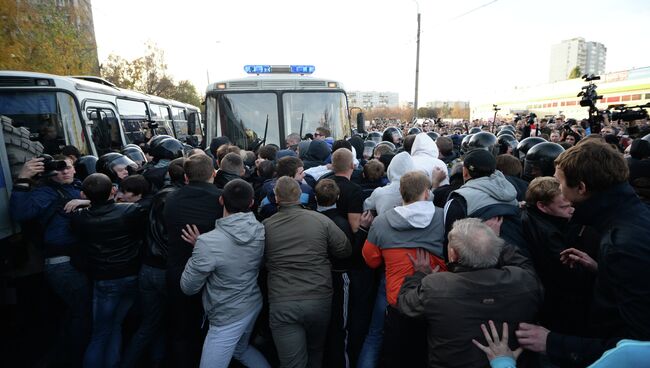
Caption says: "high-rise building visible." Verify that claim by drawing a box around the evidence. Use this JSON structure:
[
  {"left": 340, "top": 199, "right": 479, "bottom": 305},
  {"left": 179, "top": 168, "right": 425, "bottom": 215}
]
[
  {"left": 348, "top": 91, "right": 399, "bottom": 109},
  {"left": 549, "top": 38, "right": 606, "bottom": 82}
]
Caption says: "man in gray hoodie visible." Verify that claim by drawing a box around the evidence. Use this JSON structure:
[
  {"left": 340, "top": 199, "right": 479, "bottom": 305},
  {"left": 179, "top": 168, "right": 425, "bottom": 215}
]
[
  {"left": 443, "top": 149, "right": 527, "bottom": 256},
  {"left": 180, "top": 179, "right": 269, "bottom": 368}
]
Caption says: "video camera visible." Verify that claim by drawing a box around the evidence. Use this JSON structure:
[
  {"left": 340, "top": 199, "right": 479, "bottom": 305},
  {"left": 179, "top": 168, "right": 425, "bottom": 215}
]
[
  {"left": 608, "top": 103, "right": 650, "bottom": 122},
  {"left": 38, "top": 154, "right": 68, "bottom": 177},
  {"left": 576, "top": 74, "right": 605, "bottom": 133},
  {"left": 577, "top": 74, "right": 603, "bottom": 109}
]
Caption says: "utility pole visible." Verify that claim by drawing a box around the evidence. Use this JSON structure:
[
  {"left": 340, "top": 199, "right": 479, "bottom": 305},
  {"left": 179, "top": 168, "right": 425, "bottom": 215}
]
[{"left": 414, "top": 11, "right": 421, "bottom": 121}]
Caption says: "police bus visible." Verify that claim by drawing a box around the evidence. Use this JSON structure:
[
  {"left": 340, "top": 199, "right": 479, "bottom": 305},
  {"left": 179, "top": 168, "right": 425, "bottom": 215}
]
[
  {"left": 205, "top": 65, "right": 354, "bottom": 150},
  {"left": 0, "top": 71, "right": 203, "bottom": 245},
  {"left": 0, "top": 71, "right": 204, "bottom": 159}
]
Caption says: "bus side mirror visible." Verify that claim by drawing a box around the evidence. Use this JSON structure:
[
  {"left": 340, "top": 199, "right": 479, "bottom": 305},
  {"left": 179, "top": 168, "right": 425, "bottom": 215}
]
[
  {"left": 356, "top": 112, "right": 365, "bottom": 133},
  {"left": 188, "top": 112, "right": 197, "bottom": 135}
]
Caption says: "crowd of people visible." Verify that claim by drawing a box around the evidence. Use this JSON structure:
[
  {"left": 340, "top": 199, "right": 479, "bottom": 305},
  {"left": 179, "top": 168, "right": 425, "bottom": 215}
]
[{"left": 5, "top": 114, "right": 650, "bottom": 368}]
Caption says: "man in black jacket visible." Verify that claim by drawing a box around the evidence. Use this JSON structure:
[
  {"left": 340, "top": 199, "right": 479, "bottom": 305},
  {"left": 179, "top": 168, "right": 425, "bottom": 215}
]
[
  {"left": 71, "top": 173, "right": 147, "bottom": 368},
  {"left": 163, "top": 154, "right": 223, "bottom": 368},
  {"left": 214, "top": 152, "right": 244, "bottom": 189},
  {"left": 122, "top": 157, "right": 186, "bottom": 368},
  {"left": 521, "top": 177, "right": 596, "bottom": 336},
  {"left": 516, "top": 141, "right": 650, "bottom": 367}
]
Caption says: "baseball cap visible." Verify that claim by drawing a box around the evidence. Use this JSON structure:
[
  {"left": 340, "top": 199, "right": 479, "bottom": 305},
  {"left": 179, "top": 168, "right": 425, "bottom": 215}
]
[{"left": 463, "top": 149, "right": 496, "bottom": 177}]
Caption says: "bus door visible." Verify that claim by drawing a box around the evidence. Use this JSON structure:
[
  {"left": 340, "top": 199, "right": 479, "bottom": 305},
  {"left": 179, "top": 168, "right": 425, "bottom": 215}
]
[{"left": 84, "top": 101, "right": 124, "bottom": 156}]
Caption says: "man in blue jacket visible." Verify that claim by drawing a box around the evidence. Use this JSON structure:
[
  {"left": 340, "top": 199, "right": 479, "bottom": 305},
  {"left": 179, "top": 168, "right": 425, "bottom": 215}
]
[{"left": 10, "top": 155, "right": 91, "bottom": 367}]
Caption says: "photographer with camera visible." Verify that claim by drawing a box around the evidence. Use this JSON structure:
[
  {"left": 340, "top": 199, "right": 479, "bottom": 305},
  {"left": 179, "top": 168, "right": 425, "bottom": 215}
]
[{"left": 9, "top": 154, "right": 91, "bottom": 367}]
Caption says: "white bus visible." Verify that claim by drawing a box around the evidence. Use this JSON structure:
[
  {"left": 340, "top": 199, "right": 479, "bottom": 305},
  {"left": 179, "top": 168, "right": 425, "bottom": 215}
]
[
  {"left": 0, "top": 70, "right": 204, "bottom": 158},
  {"left": 205, "top": 65, "right": 353, "bottom": 150}
]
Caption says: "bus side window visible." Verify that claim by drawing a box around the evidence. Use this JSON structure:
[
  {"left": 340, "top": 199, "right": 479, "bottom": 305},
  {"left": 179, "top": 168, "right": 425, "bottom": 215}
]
[{"left": 87, "top": 108, "right": 120, "bottom": 155}]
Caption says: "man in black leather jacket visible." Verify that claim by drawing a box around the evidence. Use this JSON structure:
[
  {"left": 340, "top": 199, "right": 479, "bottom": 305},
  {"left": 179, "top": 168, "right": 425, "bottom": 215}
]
[
  {"left": 164, "top": 154, "right": 223, "bottom": 367},
  {"left": 122, "top": 157, "right": 186, "bottom": 368},
  {"left": 70, "top": 173, "right": 147, "bottom": 368}
]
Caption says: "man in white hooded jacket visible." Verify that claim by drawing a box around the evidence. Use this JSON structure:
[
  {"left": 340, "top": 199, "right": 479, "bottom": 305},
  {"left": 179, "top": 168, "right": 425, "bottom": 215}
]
[{"left": 411, "top": 133, "right": 450, "bottom": 187}]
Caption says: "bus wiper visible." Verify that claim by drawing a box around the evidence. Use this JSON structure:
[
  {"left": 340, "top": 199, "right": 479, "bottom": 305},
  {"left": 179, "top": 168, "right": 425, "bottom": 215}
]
[
  {"left": 299, "top": 113, "right": 304, "bottom": 140},
  {"left": 252, "top": 114, "right": 269, "bottom": 152}
]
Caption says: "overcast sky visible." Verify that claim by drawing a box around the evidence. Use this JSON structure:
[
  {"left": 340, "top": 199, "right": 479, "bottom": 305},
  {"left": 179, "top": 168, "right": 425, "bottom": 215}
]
[{"left": 92, "top": 0, "right": 650, "bottom": 103}]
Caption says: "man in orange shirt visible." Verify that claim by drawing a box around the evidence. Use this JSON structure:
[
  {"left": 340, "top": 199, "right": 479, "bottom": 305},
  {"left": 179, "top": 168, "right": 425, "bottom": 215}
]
[{"left": 362, "top": 171, "right": 446, "bottom": 368}]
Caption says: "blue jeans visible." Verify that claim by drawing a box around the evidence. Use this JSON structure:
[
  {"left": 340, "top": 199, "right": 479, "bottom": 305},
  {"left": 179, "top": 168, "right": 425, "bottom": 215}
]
[
  {"left": 84, "top": 275, "right": 138, "bottom": 368},
  {"left": 199, "top": 305, "right": 269, "bottom": 368},
  {"left": 357, "top": 275, "right": 387, "bottom": 368},
  {"left": 121, "top": 265, "right": 167, "bottom": 368},
  {"left": 44, "top": 261, "right": 92, "bottom": 368}
]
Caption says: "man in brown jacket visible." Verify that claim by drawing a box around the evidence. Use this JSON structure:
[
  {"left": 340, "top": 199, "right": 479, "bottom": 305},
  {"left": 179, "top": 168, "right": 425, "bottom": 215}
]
[
  {"left": 398, "top": 218, "right": 542, "bottom": 368},
  {"left": 263, "top": 176, "right": 351, "bottom": 368}
]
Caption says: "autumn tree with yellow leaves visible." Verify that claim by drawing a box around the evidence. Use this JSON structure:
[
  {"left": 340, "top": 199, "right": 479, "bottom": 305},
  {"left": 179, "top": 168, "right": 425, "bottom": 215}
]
[{"left": 0, "top": 0, "right": 99, "bottom": 75}]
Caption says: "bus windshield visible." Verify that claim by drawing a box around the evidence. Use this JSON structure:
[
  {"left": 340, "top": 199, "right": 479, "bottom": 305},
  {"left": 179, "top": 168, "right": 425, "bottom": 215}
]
[
  {"left": 0, "top": 91, "right": 89, "bottom": 155},
  {"left": 210, "top": 90, "right": 349, "bottom": 149},
  {"left": 283, "top": 91, "right": 349, "bottom": 140}
]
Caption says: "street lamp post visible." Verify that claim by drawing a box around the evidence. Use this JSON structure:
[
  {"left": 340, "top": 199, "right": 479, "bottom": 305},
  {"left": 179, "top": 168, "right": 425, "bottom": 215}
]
[{"left": 413, "top": 2, "right": 421, "bottom": 121}]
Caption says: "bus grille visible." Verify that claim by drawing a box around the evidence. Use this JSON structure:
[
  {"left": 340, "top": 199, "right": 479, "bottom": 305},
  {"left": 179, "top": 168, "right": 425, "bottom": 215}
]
[
  {"left": 298, "top": 80, "right": 328, "bottom": 87},
  {"left": 0, "top": 77, "right": 37, "bottom": 86},
  {"left": 229, "top": 81, "right": 260, "bottom": 89}
]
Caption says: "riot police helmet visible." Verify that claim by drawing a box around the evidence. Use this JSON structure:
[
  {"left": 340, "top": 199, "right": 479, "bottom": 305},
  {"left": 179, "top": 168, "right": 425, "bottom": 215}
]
[
  {"left": 468, "top": 132, "right": 498, "bottom": 156},
  {"left": 523, "top": 142, "right": 565, "bottom": 180},
  {"left": 516, "top": 136, "right": 546, "bottom": 161},
  {"left": 408, "top": 127, "right": 422, "bottom": 135},
  {"left": 367, "top": 131, "right": 382, "bottom": 143},
  {"left": 382, "top": 127, "right": 403, "bottom": 145},
  {"left": 121, "top": 145, "right": 147, "bottom": 168},
  {"left": 96, "top": 152, "right": 137, "bottom": 183},
  {"left": 151, "top": 137, "right": 185, "bottom": 161},
  {"left": 426, "top": 131, "right": 440, "bottom": 141},
  {"left": 363, "top": 140, "right": 377, "bottom": 160},
  {"left": 74, "top": 155, "right": 98, "bottom": 181},
  {"left": 461, "top": 134, "right": 475, "bottom": 155},
  {"left": 497, "top": 134, "right": 519, "bottom": 155},
  {"left": 469, "top": 127, "right": 482, "bottom": 134}
]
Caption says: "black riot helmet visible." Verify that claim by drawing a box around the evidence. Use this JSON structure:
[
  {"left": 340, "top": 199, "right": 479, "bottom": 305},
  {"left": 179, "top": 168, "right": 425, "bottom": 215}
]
[
  {"left": 469, "top": 127, "right": 482, "bottom": 134},
  {"left": 523, "top": 142, "right": 565, "bottom": 181},
  {"left": 497, "top": 125, "right": 516, "bottom": 133},
  {"left": 516, "top": 136, "right": 546, "bottom": 161},
  {"left": 121, "top": 145, "right": 147, "bottom": 169},
  {"left": 374, "top": 141, "right": 396, "bottom": 157},
  {"left": 151, "top": 137, "right": 184, "bottom": 161},
  {"left": 382, "top": 127, "right": 403, "bottom": 145},
  {"left": 149, "top": 134, "right": 173, "bottom": 148},
  {"left": 426, "top": 132, "right": 440, "bottom": 141},
  {"left": 642, "top": 133, "right": 650, "bottom": 143},
  {"left": 408, "top": 127, "right": 422, "bottom": 135},
  {"left": 461, "top": 133, "right": 475, "bottom": 155},
  {"left": 74, "top": 155, "right": 98, "bottom": 181},
  {"left": 367, "top": 131, "right": 382, "bottom": 143},
  {"left": 468, "top": 132, "right": 498, "bottom": 156},
  {"left": 363, "top": 140, "right": 377, "bottom": 160},
  {"left": 497, "top": 129, "right": 516, "bottom": 138},
  {"left": 96, "top": 152, "right": 137, "bottom": 183},
  {"left": 497, "top": 134, "right": 519, "bottom": 155}
]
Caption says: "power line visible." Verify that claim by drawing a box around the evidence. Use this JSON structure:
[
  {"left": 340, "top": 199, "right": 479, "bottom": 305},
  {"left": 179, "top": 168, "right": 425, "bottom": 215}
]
[{"left": 450, "top": 0, "right": 499, "bottom": 21}]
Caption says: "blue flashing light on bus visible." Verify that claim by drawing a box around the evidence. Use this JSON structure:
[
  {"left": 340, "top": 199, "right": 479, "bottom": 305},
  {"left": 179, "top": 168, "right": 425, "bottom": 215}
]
[
  {"left": 244, "top": 65, "right": 272, "bottom": 74},
  {"left": 244, "top": 65, "right": 315, "bottom": 75},
  {"left": 290, "top": 65, "right": 315, "bottom": 74}
]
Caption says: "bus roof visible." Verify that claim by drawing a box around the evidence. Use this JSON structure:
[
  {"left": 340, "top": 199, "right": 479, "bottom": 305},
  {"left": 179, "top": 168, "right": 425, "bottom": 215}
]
[
  {"left": 0, "top": 70, "right": 200, "bottom": 110},
  {"left": 206, "top": 74, "right": 345, "bottom": 93}
]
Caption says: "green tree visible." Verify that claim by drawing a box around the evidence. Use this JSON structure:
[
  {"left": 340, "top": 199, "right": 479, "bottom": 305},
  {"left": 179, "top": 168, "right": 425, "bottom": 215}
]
[{"left": 568, "top": 66, "right": 582, "bottom": 79}]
